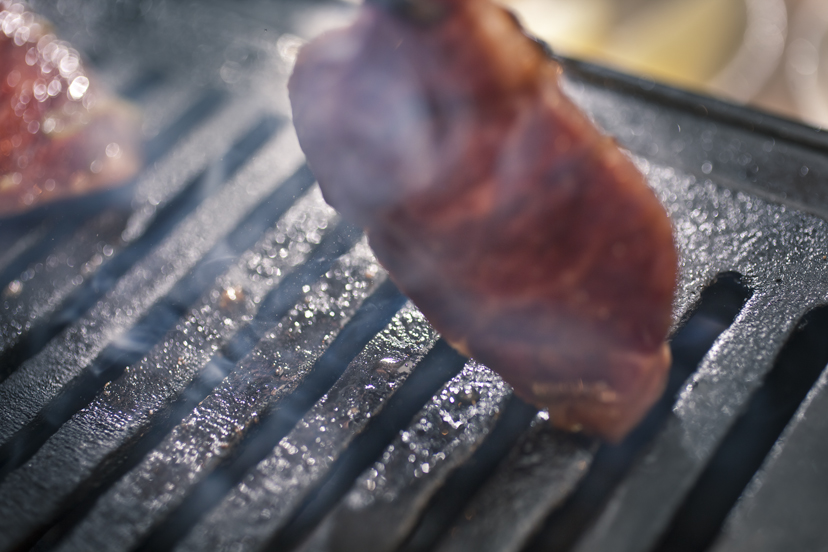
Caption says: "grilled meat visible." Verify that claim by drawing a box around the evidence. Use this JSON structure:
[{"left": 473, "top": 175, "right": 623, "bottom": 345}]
[{"left": 289, "top": 0, "right": 678, "bottom": 441}]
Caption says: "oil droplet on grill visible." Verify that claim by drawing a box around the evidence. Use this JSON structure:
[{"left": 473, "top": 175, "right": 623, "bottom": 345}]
[{"left": 219, "top": 285, "right": 246, "bottom": 313}]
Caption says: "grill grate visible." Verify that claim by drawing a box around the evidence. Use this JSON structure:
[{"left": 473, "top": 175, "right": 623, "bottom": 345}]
[{"left": 2, "top": 1, "right": 828, "bottom": 552}]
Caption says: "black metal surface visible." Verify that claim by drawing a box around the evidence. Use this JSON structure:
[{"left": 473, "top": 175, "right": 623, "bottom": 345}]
[
  {"left": 398, "top": 395, "right": 539, "bottom": 552},
  {"left": 655, "top": 305, "right": 828, "bottom": 552},
  {"left": 271, "top": 339, "right": 471, "bottom": 552},
  {"left": 0, "top": 162, "right": 316, "bottom": 482},
  {"left": 2, "top": 1, "right": 828, "bottom": 552},
  {"left": 524, "top": 273, "right": 752, "bottom": 552},
  {"left": 177, "top": 302, "right": 440, "bottom": 552},
  {"left": 53, "top": 240, "right": 382, "bottom": 552},
  {"left": 134, "top": 279, "right": 407, "bottom": 551},
  {"left": 557, "top": 61, "right": 828, "bottom": 552},
  {"left": 0, "top": 187, "right": 338, "bottom": 552},
  {"left": 709, "top": 344, "right": 828, "bottom": 552}
]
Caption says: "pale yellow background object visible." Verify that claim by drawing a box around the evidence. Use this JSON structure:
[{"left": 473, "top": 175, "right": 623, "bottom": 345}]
[{"left": 503, "top": 0, "right": 747, "bottom": 93}]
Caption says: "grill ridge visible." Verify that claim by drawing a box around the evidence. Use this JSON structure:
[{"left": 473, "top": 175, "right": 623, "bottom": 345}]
[
  {"left": 0, "top": 185, "right": 338, "bottom": 551},
  {"left": 0, "top": 219, "right": 50, "bottom": 269},
  {"left": 0, "top": 162, "right": 316, "bottom": 483},
  {"left": 134, "top": 279, "right": 407, "bottom": 552},
  {"left": 0, "top": 120, "right": 303, "bottom": 449},
  {"left": 176, "top": 303, "right": 440, "bottom": 552},
  {"left": 141, "top": 88, "right": 227, "bottom": 168},
  {"left": 51, "top": 240, "right": 383, "bottom": 552}
]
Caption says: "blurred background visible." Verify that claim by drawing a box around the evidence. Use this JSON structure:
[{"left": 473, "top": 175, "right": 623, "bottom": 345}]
[{"left": 498, "top": 0, "right": 828, "bottom": 129}]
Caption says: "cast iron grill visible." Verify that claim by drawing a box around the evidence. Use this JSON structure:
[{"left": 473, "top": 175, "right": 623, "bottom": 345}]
[{"left": 1, "top": 1, "right": 828, "bottom": 551}]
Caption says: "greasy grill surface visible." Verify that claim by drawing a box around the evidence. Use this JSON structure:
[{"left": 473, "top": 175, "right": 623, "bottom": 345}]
[{"left": 2, "top": 1, "right": 828, "bottom": 551}]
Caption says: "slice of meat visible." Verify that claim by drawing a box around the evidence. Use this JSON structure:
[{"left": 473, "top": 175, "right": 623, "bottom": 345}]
[
  {"left": 0, "top": 1, "right": 141, "bottom": 217},
  {"left": 288, "top": 0, "right": 678, "bottom": 441}
]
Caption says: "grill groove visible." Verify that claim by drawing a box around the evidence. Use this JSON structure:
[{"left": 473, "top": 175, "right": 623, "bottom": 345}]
[
  {"left": 53, "top": 240, "right": 382, "bottom": 552},
  {"left": 133, "top": 279, "right": 407, "bottom": 551},
  {"left": 524, "top": 273, "right": 751, "bottom": 552},
  {"left": 655, "top": 306, "right": 828, "bottom": 552},
  {"left": 270, "top": 340, "right": 469, "bottom": 552},
  {"left": 0, "top": 181, "right": 335, "bottom": 551}
]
